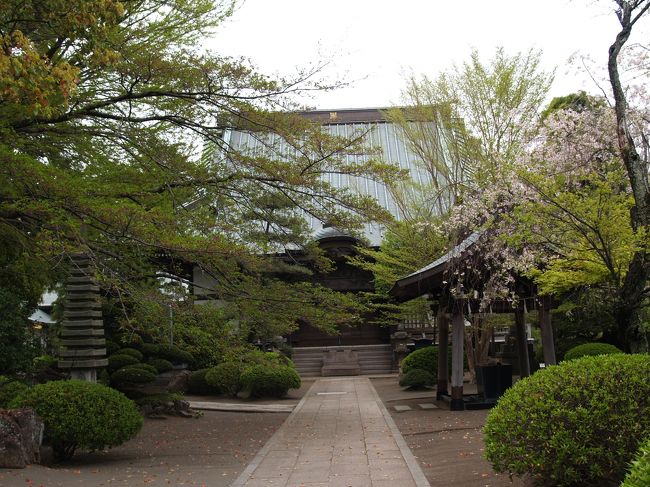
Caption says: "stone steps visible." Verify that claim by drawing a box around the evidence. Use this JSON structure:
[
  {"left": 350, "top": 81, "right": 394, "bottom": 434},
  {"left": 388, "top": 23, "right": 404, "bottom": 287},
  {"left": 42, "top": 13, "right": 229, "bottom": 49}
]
[{"left": 292, "top": 344, "right": 396, "bottom": 377}]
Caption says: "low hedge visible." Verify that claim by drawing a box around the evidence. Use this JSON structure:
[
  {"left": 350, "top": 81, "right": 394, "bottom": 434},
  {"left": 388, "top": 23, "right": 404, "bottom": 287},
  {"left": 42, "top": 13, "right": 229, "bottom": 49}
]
[
  {"left": 622, "top": 437, "right": 650, "bottom": 487},
  {"left": 399, "top": 369, "right": 434, "bottom": 389},
  {"left": 10, "top": 380, "right": 142, "bottom": 461},
  {"left": 484, "top": 354, "right": 650, "bottom": 487},
  {"left": 240, "top": 364, "right": 301, "bottom": 398},
  {"left": 205, "top": 362, "right": 242, "bottom": 397},
  {"left": 563, "top": 342, "right": 622, "bottom": 361}
]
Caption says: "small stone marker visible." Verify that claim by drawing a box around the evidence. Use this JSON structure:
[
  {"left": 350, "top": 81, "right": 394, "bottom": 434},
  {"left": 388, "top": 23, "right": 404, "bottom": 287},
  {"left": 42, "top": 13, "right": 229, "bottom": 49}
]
[
  {"left": 393, "top": 405, "right": 412, "bottom": 412},
  {"left": 418, "top": 403, "right": 438, "bottom": 410}
]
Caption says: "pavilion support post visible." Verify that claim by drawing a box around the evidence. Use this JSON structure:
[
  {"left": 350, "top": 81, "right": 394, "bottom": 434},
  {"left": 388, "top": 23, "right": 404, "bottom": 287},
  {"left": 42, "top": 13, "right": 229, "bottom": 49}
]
[
  {"left": 514, "top": 303, "right": 531, "bottom": 378},
  {"left": 450, "top": 301, "right": 465, "bottom": 411},
  {"left": 538, "top": 295, "right": 557, "bottom": 366},
  {"left": 436, "top": 309, "right": 449, "bottom": 400}
]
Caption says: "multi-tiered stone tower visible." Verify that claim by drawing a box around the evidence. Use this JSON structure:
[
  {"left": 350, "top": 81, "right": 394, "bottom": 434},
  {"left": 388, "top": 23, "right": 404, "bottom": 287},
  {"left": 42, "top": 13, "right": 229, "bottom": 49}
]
[{"left": 58, "top": 253, "right": 108, "bottom": 381}]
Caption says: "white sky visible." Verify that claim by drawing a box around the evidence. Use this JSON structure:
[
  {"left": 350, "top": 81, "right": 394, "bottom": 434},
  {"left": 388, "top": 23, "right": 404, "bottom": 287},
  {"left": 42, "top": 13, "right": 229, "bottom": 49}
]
[{"left": 209, "top": 0, "right": 649, "bottom": 109}]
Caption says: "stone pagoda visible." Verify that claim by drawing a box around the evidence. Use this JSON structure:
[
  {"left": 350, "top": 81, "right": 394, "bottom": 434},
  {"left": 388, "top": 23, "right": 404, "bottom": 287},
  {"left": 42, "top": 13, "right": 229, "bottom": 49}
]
[{"left": 57, "top": 253, "right": 108, "bottom": 381}]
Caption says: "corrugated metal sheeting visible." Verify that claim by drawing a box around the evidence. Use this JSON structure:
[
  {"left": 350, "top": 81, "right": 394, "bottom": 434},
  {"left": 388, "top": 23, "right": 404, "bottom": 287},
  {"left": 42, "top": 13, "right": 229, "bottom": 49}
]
[{"left": 219, "top": 114, "right": 444, "bottom": 247}]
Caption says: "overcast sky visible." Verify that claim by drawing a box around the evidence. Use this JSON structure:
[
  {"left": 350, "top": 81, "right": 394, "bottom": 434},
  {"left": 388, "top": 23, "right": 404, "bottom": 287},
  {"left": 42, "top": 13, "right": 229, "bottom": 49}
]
[{"left": 209, "top": 0, "right": 649, "bottom": 109}]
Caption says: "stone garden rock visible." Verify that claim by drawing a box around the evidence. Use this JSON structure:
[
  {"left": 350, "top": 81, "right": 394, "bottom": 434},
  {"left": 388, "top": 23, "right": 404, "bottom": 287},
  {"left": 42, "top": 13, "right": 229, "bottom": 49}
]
[{"left": 0, "top": 408, "right": 44, "bottom": 468}]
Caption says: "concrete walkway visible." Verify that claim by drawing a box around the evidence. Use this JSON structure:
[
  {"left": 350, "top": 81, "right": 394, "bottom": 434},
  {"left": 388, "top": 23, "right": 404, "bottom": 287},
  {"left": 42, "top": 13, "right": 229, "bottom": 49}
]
[{"left": 231, "top": 377, "right": 431, "bottom": 487}]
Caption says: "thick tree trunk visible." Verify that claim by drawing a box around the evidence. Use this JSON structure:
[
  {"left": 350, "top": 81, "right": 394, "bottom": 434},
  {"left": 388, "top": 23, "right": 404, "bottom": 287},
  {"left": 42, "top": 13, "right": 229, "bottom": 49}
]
[{"left": 607, "top": 1, "right": 650, "bottom": 352}]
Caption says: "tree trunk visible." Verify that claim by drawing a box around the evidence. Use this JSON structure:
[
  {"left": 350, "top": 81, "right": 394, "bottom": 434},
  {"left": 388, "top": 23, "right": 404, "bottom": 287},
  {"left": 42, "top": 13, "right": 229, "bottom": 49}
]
[{"left": 607, "top": 0, "right": 650, "bottom": 352}]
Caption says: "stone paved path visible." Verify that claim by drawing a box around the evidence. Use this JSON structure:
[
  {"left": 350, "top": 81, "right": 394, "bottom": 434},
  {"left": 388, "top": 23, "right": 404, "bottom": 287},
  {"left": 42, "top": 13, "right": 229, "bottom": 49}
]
[{"left": 231, "top": 377, "right": 430, "bottom": 487}]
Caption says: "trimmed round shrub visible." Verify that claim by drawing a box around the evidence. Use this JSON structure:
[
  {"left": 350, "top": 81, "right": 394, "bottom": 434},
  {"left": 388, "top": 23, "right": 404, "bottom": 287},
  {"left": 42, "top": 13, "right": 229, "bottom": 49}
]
[
  {"left": 157, "top": 344, "right": 194, "bottom": 365},
  {"left": 240, "top": 364, "right": 301, "bottom": 398},
  {"left": 116, "top": 348, "right": 144, "bottom": 362},
  {"left": 484, "top": 354, "right": 650, "bottom": 487},
  {"left": 399, "top": 369, "right": 434, "bottom": 389},
  {"left": 187, "top": 368, "right": 220, "bottom": 395},
  {"left": 563, "top": 342, "right": 622, "bottom": 361},
  {"left": 110, "top": 367, "right": 157, "bottom": 386},
  {"left": 135, "top": 392, "right": 183, "bottom": 407},
  {"left": 205, "top": 362, "right": 243, "bottom": 397},
  {"left": 147, "top": 358, "right": 173, "bottom": 373},
  {"left": 141, "top": 343, "right": 160, "bottom": 357},
  {"left": 0, "top": 376, "right": 29, "bottom": 408},
  {"left": 401, "top": 347, "right": 439, "bottom": 375},
  {"left": 108, "top": 353, "right": 139, "bottom": 372},
  {"left": 622, "top": 437, "right": 650, "bottom": 487},
  {"left": 121, "top": 363, "right": 158, "bottom": 375},
  {"left": 10, "top": 380, "right": 143, "bottom": 460}
]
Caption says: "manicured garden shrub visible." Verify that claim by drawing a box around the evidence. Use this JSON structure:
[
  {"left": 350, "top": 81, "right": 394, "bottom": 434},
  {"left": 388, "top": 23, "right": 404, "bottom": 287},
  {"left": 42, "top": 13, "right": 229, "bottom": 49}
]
[
  {"left": 157, "top": 344, "right": 194, "bottom": 365},
  {"left": 10, "top": 380, "right": 143, "bottom": 460},
  {"left": 104, "top": 340, "right": 120, "bottom": 355},
  {"left": 107, "top": 353, "right": 139, "bottom": 372},
  {"left": 134, "top": 392, "right": 183, "bottom": 407},
  {"left": 120, "top": 363, "right": 158, "bottom": 375},
  {"left": 147, "top": 357, "right": 174, "bottom": 373},
  {"left": 116, "top": 348, "right": 144, "bottom": 362},
  {"left": 110, "top": 367, "right": 157, "bottom": 386},
  {"left": 240, "top": 364, "right": 301, "bottom": 398},
  {"left": 0, "top": 376, "right": 29, "bottom": 408},
  {"left": 484, "top": 354, "right": 650, "bottom": 487},
  {"left": 563, "top": 342, "right": 622, "bottom": 361},
  {"left": 187, "top": 368, "right": 220, "bottom": 395},
  {"left": 205, "top": 362, "right": 243, "bottom": 397},
  {"left": 141, "top": 343, "right": 160, "bottom": 357},
  {"left": 622, "top": 437, "right": 650, "bottom": 487},
  {"left": 399, "top": 369, "right": 434, "bottom": 389},
  {"left": 401, "top": 347, "right": 439, "bottom": 375}
]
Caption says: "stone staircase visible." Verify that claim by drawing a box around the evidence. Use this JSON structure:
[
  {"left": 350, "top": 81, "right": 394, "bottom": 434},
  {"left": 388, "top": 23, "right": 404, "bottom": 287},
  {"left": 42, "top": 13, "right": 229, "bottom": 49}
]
[{"left": 292, "top": 344, "right": 395, "bottom": 377}]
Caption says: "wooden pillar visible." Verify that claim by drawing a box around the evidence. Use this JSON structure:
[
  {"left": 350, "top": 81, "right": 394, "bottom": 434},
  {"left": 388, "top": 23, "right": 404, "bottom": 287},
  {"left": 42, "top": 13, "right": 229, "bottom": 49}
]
[
  {"left": 450, "top": 301, "right": 465, "bottom": 411},
  {"left": 538, "top": 295, "right": 557, "bottom": 366},
  {"left": 436, "top": 309, "right": 449, "bottom": 400},
  {"left": 514, "top": 303, "right": 531, "bottom": 378}
]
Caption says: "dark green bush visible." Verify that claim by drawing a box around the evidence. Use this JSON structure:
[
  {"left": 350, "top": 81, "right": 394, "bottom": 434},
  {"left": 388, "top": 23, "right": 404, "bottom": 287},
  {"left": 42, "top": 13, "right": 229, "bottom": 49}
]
[
  {"left": 107, "top": 353, "right": 139, "bottom": 372},
  {"left": 205, "top": 362, "right": 243, "bottom": 397},
  {"left": 141, "top": 343, "right": 160, "bottom": 357},
  {"left": 563, "top": 342, "right": 622, "bottom": 361},
  {"left": 134, "top": 392, "right": 183, "bottom": 407},
  {"left": 110, "top": 367, "right": 157, "bottom": 385},
  {"left": 484, "top": 354, "right": 650, "bottom": 487},
  {"left": 121, "top": 363, "right": 158, "bottom": 375},
  {"left": 157, "top": 344, "right": 194, "bottom": 365},
  {"left": 187, "top": 368, "right": 220, "bottom": 395},
  {"left": 399, "top": 369, "right": 434, "bottom": 389},
  {"left": 10, "top": 380, "right": 142, "bottom": 460},
  {"left": 240, "top": 364, "right": 301, "bottom": 398},
  {"left": 105, "top": 340, "right": 120, "bottom": 355},
  {"left": 401, "top": 347, "right": 439, "bottom": 375},
  {"left": 0, "top": 376, "right": 29, "bottom": 408},
  {"left": 147, "top": 357, "right": 173, "bottom": 373},
  {"left": 116, "top": 348, "right": 144, "bottom": 362},
  {"left": 32, "top": 355, "right": 57, "bottom": 369},
  {"left": 622, "top": 437, "right": 650, "bottom": 487}
]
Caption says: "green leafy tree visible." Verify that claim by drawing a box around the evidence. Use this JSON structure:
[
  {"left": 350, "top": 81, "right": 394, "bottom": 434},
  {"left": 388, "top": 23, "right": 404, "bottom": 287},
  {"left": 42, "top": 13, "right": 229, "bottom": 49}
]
[{"left": 0, "top": 1, "right": 398, "bottom": 346}]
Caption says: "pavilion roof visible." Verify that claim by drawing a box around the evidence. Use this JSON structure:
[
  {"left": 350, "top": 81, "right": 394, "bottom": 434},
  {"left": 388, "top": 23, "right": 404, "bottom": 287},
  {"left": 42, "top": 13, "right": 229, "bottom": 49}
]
[{"left": 389, "top": 232, "right": 481, "bottom": 302}]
